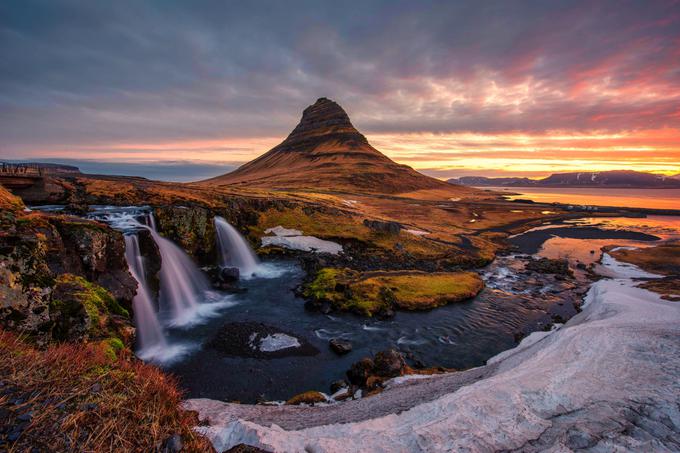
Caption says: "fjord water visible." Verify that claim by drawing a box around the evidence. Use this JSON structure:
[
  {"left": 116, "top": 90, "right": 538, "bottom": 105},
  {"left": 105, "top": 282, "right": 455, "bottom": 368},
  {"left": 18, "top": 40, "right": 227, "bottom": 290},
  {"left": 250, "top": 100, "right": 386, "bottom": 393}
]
[
  {"left": 489, "top": 187, "right": 680, "bottom": 210},
  {"left": 214, "top": 216, "right": 260, "bottom": 276},
  {"left": 124, "top": 234, "right": 168, "bottom": 357}
]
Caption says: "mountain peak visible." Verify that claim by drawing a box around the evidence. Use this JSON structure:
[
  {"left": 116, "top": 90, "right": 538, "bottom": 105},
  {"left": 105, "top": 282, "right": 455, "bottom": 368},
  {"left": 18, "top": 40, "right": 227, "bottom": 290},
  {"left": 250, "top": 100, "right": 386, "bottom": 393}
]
[
  {"left": 201, "top": 98, "right": 455, "bottom": 194},
  {"left": 282, "top": 97, "right": 367, "bottom": 151}
]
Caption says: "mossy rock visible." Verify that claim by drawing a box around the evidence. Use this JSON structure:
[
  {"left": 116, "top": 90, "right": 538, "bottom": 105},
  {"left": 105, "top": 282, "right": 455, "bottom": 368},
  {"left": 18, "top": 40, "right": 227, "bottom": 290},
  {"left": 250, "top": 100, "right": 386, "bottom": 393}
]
[
  {"left": 286, "top": 390, "right": 326, "bottom": 406},
  {"left": 304, "top": 268, "right": 484, "bottom": 316},
  {"left": 50, "top": 274, "right": 129, "bottom": 342}
]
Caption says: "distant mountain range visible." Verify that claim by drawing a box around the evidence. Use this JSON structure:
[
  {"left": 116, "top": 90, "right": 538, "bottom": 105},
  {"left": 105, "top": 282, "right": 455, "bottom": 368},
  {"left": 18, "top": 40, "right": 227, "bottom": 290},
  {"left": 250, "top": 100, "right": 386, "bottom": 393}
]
[
  {"left": 449, "top": 170, "right": 680, "bottom": 188},
  {"left": 201, "top": 98, "right": 457, "bottom": 194}
]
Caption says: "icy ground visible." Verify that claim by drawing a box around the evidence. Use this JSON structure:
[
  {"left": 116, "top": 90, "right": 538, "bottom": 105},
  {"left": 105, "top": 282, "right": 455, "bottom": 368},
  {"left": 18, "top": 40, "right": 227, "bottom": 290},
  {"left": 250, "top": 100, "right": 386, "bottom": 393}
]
[
  {"left": 185, "top": 253, "right": 680, "bottom": 452},
  {"left": 261, "top": 225, "right": 343, "bottom": 255}
]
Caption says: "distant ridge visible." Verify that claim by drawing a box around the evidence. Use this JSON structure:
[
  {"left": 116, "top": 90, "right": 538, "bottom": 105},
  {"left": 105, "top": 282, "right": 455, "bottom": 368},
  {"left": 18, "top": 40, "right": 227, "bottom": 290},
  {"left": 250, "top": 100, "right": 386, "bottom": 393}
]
[
  {"left": 450, "top": 170, "right": 680, "bottom": 189},
  {"left": 201, "top": 98, "right": 454, "bottom": 193}
]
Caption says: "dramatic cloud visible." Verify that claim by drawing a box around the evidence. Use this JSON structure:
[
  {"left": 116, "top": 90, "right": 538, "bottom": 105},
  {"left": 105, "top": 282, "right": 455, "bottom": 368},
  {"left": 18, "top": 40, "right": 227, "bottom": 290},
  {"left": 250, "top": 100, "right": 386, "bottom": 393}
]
[{"left": 1, "top": 0, "right": 679, "bottom": 177}]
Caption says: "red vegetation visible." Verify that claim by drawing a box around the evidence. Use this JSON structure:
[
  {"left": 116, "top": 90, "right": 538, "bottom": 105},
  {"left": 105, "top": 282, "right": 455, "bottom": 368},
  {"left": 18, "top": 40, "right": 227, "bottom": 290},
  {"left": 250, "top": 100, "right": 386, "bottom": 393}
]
[{"left": 0, "top": 330, "right": 213, "bottom": 452}]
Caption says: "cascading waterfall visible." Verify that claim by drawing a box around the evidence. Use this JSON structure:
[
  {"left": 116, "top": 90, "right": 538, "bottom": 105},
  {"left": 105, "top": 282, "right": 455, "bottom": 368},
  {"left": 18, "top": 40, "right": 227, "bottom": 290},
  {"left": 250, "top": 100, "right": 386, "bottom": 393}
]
[
  {"left": 147, "top": 212, "right": 157, "bottom": 231},
  {"left": 214, "top": 216, "right": 259, "bottom": 276},
  {"left": 124, "top": 234, "right": 167, "bottom": 355},
  {"left": 146, "top": 227, "right": 210, "bottom": 325}
]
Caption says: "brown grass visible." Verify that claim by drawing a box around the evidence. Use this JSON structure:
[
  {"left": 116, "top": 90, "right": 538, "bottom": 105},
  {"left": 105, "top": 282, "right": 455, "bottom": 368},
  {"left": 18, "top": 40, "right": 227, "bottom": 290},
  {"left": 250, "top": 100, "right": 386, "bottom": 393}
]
[
  {"left": 0, "top": 330, "right": 213, "bottom": 452},
  {"left": 609, "top": 242, "right": 680, "bottom": 276}
]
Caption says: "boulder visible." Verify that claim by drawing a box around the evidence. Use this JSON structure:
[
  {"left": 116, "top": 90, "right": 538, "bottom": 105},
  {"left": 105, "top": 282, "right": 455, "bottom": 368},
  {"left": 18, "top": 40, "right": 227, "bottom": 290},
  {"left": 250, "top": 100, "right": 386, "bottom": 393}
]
[
  {"left": 329, "top": 338, "right": 352, "bottom": 355},
  {"left": 220, "top": 266, "right": 240, "bottom": 282},
  {"left": 525, "top": 257, "right": 573, "bottom": 277},
  {"left": 363, "top": 219, "right": 401, "bottom": 235},
  {"left": 347, "top": 358, "right": 375, "bottom": 386},
  {"left": 373, "top": 349, "right": 406, "bottom": 378}
]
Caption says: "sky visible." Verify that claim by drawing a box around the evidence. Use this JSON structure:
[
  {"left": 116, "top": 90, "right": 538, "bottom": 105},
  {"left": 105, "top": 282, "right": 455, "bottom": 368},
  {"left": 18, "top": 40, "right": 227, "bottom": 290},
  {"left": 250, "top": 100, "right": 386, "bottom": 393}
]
[{"left": 1, "top": 0, "right": 680, "bottom": 181}]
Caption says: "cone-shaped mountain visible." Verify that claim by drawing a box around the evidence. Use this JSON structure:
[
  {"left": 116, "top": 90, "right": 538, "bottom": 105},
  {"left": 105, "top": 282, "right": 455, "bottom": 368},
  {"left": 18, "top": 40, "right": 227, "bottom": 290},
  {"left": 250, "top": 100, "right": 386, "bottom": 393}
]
[{"left": 202, "top": 98, "right": 453, "bottom": 193}]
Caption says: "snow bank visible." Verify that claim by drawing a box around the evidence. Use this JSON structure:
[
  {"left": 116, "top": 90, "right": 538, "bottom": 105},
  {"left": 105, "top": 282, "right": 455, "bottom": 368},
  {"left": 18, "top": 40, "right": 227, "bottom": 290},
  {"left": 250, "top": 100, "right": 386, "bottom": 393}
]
[
  {"left": 186, "top": 256, "right": 680, "bottom": 452},
  {"left": 262, "top": 225, "right": 343, "bottom": 254}
]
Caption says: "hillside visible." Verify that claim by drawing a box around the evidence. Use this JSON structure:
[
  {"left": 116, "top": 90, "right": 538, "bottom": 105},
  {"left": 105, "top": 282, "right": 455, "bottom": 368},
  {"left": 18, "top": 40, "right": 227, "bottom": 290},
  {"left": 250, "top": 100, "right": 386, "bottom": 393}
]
[
  {"left": 201, "top": 98, "right": 458, "bottom": 194},
  {"left": 450, "top": 170, "right": 680, "bottom": 188}
]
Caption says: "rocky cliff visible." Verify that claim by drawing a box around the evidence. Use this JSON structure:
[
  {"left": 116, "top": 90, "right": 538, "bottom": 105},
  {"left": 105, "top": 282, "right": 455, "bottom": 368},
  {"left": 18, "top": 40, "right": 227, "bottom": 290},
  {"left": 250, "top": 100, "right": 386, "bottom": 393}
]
[{"left": 0, "top": 187, "right": 136, "bottom": 345}]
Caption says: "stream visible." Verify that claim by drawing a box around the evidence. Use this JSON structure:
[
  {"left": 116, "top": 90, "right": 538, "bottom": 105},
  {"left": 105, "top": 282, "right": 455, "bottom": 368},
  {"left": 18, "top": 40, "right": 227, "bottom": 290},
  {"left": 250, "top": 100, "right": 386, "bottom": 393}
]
[{"left": 34, "top": 205, "right": 677, "bottom": 403}]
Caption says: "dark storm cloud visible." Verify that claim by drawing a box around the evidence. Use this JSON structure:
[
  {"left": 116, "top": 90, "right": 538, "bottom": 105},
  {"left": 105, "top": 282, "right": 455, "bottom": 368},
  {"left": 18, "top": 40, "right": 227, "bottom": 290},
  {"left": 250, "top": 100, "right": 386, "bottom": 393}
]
[{"left": 1, "top": 0, "right": 679, "bottom": 156}]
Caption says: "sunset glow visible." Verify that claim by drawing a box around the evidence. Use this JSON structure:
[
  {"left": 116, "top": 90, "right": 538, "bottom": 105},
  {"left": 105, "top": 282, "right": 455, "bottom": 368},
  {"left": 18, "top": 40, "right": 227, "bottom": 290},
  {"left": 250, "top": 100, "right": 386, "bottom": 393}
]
[{"left": 2, "top": 1, "right": 679, "bottom": 179}]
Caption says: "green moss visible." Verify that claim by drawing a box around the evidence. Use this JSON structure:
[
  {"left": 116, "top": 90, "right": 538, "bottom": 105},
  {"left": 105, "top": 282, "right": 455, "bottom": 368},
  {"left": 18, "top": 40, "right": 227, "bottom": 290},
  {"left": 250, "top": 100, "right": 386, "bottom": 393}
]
[
  {"left": 303, "top": 268, "right": 484, "bottom": 316},
  {"left": 102, "top": 337, "right": 125, "bottom": 361},
  {"left": 51, "top": 274, "right": 129, "bottom": 338}
]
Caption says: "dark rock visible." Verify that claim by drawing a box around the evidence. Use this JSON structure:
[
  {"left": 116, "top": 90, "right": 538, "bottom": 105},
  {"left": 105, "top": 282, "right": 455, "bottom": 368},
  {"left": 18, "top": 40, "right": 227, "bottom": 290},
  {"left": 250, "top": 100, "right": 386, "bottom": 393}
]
[
  {"left": 161, "top": 433, "right": 183, "bottom": 453},
  {"left": 363, "top": 219, "right": 402, "bottom": 235},
  {"left": 225, "top": 444, "right": 271, "bottom": 453},
  {"left": 220, "top": 266, "right": 240, "bottom": 282},
  {"left": 64, "top": 203, "right": 90, "bottom": 216},
  {"left": 330, "top": 380, "right": 349, "bottom": 394},
  {"left": 347, "top": 358, "right": 375, "bottom": 386},
  {"left": 373, "top": 349, "right": 406, "bottom": 378},
  {"left": 329, "top": 338, "right": 352, "bottom": 355},
  {"left": 525, "top": 257, "right": 573, "bottom": 277},
  {"left": 207, "top": 322, "right": 318, "bottom": 359},
  {"left": 90, "top": 383, "right": 102, "bottom": 393}
]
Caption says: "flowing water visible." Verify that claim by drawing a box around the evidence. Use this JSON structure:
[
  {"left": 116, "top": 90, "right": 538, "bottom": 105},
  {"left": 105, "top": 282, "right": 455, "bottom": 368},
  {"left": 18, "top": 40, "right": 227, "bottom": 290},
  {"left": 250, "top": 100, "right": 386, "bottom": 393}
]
[
  {"left": 124, "top": 234, "right": 168, "bottom": 359},
  {"left": 214, "top": 216, "right": 260, "bottom": 276},
  {"left": 147, "top": 227, "right": 212, "bottom": 326},
  {"left": 37, "top": 205, "right": 678, "bottom": 402}
]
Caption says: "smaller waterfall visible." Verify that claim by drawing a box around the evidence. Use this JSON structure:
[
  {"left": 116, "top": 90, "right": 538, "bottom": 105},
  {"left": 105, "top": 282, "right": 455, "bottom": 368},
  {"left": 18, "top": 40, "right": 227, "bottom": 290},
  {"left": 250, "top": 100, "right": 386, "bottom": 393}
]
[
  {"left": 147, "top": 212, "right": 157, "bottom": 231},
  {"left": 214, "top": 216, "right": 259, "bottom": 276},
  {"left": 147, "top": 228, "right": 210, "bottom": 325},
  {"left": 124, "top": 234, "right": 167, "bottom": 354}
]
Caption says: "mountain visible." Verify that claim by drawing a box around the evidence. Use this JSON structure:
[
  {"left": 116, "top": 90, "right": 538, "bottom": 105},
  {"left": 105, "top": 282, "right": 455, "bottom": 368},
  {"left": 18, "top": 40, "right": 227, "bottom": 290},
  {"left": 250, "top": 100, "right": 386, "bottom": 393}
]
[
  {"left": 202, "top": 98, "right": 453, "bottom": 193},
  {"left": 450, "top": 176, "right": 534, "bottom": 187},
  {"left": 449, "top": 170, "right": 680, "bottom": 188}
]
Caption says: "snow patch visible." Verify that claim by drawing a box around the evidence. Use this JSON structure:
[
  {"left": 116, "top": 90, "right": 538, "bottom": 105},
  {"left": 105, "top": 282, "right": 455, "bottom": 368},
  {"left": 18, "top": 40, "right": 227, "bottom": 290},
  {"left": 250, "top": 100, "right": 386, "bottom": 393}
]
[
  {"left": 404, "top": 229, "right": 430, "bottom": 236},
  {"left": 262, "top": 226, "right": 343, "bottom": 254},
  {"left": 258, "top": 333, "right": 301, "bottom": 352},
  {"left": 262, "top": 235, "right": 342, "bottom": 255},
  {"left": 264, "top": 226, "right": 303, "bottom": 237}
]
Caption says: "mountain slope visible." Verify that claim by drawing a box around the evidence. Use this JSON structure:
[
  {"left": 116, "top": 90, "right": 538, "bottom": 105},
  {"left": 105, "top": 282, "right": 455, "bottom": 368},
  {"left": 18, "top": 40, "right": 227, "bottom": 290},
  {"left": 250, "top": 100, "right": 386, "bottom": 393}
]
[
  {"left": 202, "top": 98, "right": 454, "bottom": 194},
  {"left": 449, "top": 170, "right": 680, "bottom": 188}
]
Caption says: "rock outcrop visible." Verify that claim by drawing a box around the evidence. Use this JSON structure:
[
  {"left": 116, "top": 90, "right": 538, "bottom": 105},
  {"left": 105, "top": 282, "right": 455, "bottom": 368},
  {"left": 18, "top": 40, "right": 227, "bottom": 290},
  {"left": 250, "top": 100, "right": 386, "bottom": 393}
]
[{"left": 0, "top": 194, "right": 136, "bottom": 344}]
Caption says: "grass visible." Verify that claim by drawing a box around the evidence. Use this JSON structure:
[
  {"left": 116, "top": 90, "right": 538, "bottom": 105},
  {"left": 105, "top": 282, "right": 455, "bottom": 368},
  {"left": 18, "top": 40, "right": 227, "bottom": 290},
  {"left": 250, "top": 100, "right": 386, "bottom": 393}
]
[
  {"left": 366, "top": 271, "right": 485, "bottom": 310},
  {"left": 252, "top": 206, "right": 461, "bottom": 259},
  {"left": 304, "top": 268, "right": 484, "bottom": 316},
  {"left": 0, "top": 330, "right": 213, "bottom": 452},
  {"left": 0, "top": 186, "right": 25, "bottom": 211},
  {"left": 609, "top": 242, "right": 680, "bottom": 276}
]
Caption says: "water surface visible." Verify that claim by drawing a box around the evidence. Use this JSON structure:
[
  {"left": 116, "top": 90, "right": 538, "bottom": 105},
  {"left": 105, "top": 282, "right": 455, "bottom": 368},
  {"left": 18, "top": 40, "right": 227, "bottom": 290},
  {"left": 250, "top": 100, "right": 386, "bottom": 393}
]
[{"left": 484, "top": 186, "right": 680, "bottom": 210}]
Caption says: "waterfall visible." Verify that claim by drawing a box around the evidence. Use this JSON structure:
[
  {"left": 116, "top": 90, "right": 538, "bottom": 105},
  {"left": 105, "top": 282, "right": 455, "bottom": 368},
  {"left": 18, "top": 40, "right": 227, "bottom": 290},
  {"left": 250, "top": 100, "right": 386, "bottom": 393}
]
[
  {"left": 214, "top": 216, "right": 259, "bottom": 276},
  {"left": 147, "top": 212, "right": 157, "bottom": 231},
  {"left": 146, "top": 227, "right": 210, "bottom": 325},
  {"left": 124, "top": 234, "right": 167, "bottom": 354}
]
